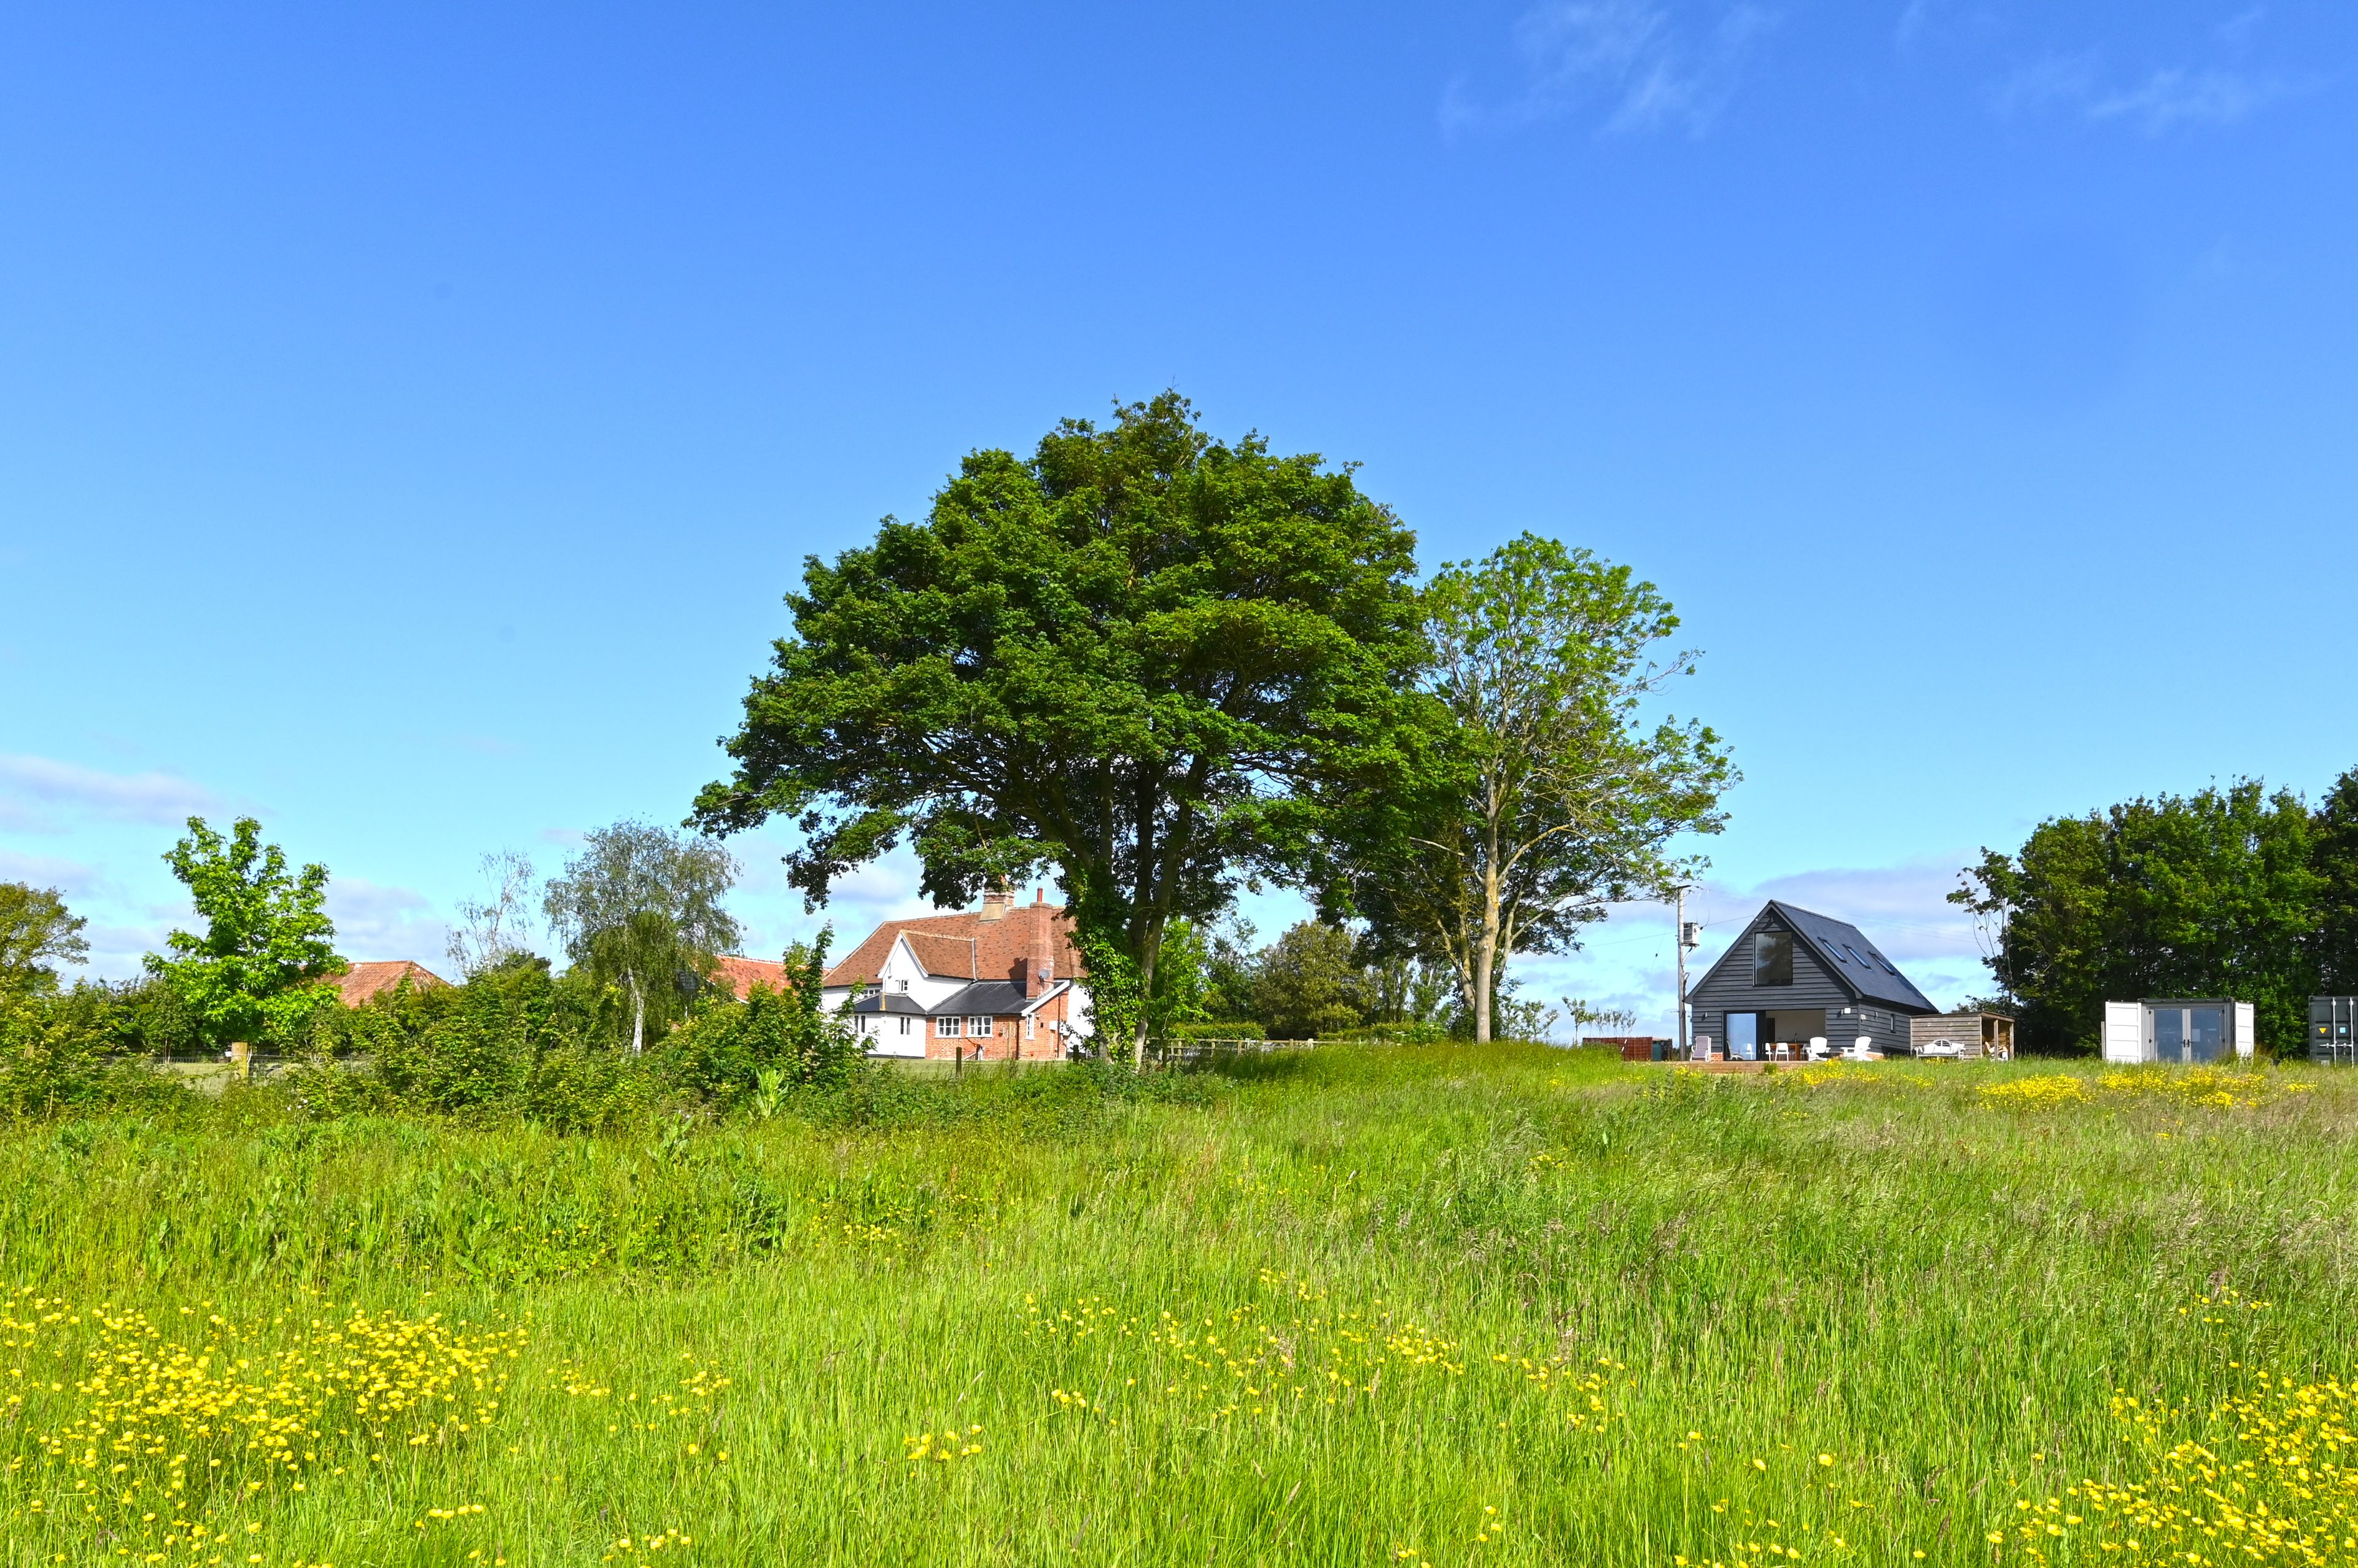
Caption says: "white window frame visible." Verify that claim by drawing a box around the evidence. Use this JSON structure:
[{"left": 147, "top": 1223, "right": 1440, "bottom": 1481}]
[
  {"left": 938, "top": 1015, "right": 962, "bottom": 1038},
  {"left": 899, "top": 1015, "right": 912, "bottom": 1036},
  {"left": 1023, "top": 1015, "right": 1035, "bottom": 1040},
  {"left": 967, "top": 1016, "right": 992, "bottom": 1038}
]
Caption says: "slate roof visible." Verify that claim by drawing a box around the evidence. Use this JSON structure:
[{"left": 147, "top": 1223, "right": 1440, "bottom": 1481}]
[
  {"left": 933, "top": 980, "right": 1048, "bottom": 1016},
  {"left": 319, "top": 960, "right": 450, "bottom": 1007},
  {"left": 844, "top": 980, "right": 1064, "bottom": 1017},
  {"left": 822, "top": 901, "right": 1083, "bottom": 989},
  {"left": 1697, "top": 900, "right": 1937, "bottom": 1013},
  {"left": 842, "top": 991, "right": 930, "bottom": 1015}
]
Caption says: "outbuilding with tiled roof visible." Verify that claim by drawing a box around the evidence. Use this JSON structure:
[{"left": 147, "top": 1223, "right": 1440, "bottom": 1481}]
[{"left": 318, "top": 960, "right": 450, "bottom": 1007}]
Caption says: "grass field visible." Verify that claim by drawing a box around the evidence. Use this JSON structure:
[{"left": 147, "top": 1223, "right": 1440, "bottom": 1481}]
[{"left": 0, "top": 1045, "right": 2352, "bottom": 1567}]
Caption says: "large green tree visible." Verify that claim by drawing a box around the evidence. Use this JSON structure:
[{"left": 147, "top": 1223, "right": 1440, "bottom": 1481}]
[
  {"left": 0, "top": 883, "right": 89, "bottom": 995},
  {"left": 146, "top": 817, "right": 342, "bottom": 1049},
  {"left": 2311, "top": 767, "right": 2358, "bottom": 995},
  {"left": 693, "top": 392, "right": 1426, "bottom": 1065},
  {"left": 542, "top": 821, "right": 739, "bottom": 1056},
  {"left": 1952, "top": 780, "right": 2322, "bottom": 1053},
  {"left": 1334, "top": 534, "right": 1732, "bottom": 1041}
]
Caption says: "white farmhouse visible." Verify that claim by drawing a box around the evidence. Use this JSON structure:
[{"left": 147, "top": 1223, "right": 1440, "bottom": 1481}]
[{"left": 817, "top": 888, "right": 1091, "bottom": 1060}]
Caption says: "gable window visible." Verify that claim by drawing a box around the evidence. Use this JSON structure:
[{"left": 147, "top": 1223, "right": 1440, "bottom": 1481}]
[
  {"left": 898, "top": 979, "right": 909, "bottom": 993},
  {"left": 938, "top": 1016, "right": 962, "bottom": 1038},
  {"left": 1753, "top": 930, "right": 1794, "bottom": 987}
]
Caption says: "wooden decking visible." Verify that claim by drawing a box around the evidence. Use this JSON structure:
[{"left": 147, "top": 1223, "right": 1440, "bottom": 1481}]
[{"left": 1670, "top": 1054, "right": 1886, "bottom": 1074}]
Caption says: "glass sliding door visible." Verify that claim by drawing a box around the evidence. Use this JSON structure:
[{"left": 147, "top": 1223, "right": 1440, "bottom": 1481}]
[
  {"left": 1726, "top": 1012, "right": 1759, "bottom": 1062},
  {"left": 2151, "top": 1005, "right": 2228, "bottom": 1065},
  {"left": 2187, "top": 1006, "right": 2225, "bottom": 1064}
]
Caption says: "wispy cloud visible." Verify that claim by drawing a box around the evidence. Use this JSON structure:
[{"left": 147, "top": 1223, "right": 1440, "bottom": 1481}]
[
  {"left": 0, "top": 848, "right": 101, "bottom": 892},
  {"left": 325, "top": 877, "right": 449, "bottom": 966},
  {"left": 0, "top": 754, "right": 226, "bottom": 832},
  {"left": 1992, "top": 48, "right": 2297, "bottom": 135},
  {"left": 2086, "top": 66, "right": 2286, "bottom": 132},
  {"left": 1442, "top": 0, "right": 1780, "bottom": 140}
]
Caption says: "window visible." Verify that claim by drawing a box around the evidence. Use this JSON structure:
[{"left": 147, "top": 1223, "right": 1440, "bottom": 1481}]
[
  {"left": 899, "top": 1015, "right": 912, "bottom": 1036},
  {"left": 1753, "top": 930, "right": 1793, "bottom": 987},
  {"left": 968, "top": 1016, "right": 992, "bottom": 1038},
  {"left": 1821, "top": 940, "right": 1848, "bottom": 963},
  {"left": 898, "top": 979, "right": 909, "bottom": 993},
  {"left": 1726, "top": 1012, "right": 1760, "bottom": 1061},
  {"left": 1024, "top": 1015, "right": 1035, "bottom": 1040},
  {"left": 938, "top": 1015, "right": 962, "bottom": 1038}
]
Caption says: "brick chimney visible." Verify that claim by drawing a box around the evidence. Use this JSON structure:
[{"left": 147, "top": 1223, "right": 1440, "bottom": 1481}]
[
  {"left": 979, "top": 884, "right": 1013, "bottom": 922},
  {"left": 1024, "top": 904, "right": 1055, "bottom": 997}
]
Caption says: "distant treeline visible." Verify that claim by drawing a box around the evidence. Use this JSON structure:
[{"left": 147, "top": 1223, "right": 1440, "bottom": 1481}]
[{"left": 1956, "top": 769, "right": 2358, "bottom": 1055}]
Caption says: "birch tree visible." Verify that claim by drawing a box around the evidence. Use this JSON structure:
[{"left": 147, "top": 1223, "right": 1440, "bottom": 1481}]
[
  {"left": 1341, "top": 534, "right": 1732, "bottom": 1042},
  {"left": 542, "top": 822, "right": 739, "bottom": 1055}
]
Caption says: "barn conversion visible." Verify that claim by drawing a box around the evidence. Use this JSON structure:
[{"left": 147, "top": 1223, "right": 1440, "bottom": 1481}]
[{"left": 1687, "top": 900, "right": 1937, "bottom": 1060}]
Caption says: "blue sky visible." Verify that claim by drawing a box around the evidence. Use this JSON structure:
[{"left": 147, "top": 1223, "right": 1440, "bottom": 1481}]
[{"left": 4, "top": 1, "right": 2353, "bottom": 1033}]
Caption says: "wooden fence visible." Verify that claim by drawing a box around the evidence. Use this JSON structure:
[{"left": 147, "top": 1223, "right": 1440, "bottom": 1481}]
[{"left": 1152, "top": 1036, "right": 1321, "bottom": 1064}]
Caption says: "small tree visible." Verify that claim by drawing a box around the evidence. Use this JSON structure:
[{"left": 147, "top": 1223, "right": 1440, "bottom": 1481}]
[
  {"left": 1560, "top": 998, "right": 1641, "bottom": 1039},
  {"left": 1339, "top": 535, "right": 1732, "bottom": 1042},
  {"left": 447, "top": 850, "right": 539, "bottom": 977},
  {"left": 542, "top": 821, "right": 739, "bottom": 1055},
  {"left": 146, "top": 817, "right": 343, "bottom": 1051},
  {"left": 0, "top": 884, "right": 89, "bottom": 995}
]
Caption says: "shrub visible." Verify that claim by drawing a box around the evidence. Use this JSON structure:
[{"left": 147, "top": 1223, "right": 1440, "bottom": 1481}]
[
  {"left": 0, "top": 985, "right": 191, "bottom": 1119},
  {"left": 1328, "top": 1020, "right": 1452, "bottom": 1046},
  {"left": 1164, "top": 1020, "right": 1264, "bottom": 1041},
  {"left": 657, "top": 939, "right": 865, "bottom": 1106}
]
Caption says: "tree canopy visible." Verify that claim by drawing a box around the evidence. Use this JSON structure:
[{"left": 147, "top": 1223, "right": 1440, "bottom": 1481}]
[
  {"left": 693, "top": 392, "right": 1426, "bottom": 1063},
  {"left": 542, "top": 821, "right": 739, "bottom": 1055},
  {"left": 1334, "top": 534, "right": 1732, "bottom": 1041},
  {"left": 0, "top": 884, "right": 89, "bottom": 995},
  {"left": 146, "top": 817, "right": 342, "bottom": 1047}
]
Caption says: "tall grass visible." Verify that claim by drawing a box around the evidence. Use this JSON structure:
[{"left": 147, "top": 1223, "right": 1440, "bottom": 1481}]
[{"left": 0, "top": 1046, "right": 2351, "bottom": 1565}]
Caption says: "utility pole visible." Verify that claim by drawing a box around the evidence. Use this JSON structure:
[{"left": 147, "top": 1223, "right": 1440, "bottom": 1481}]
[{"left": 1675, "top": 889, "right": 1700, "bottom": 1059}]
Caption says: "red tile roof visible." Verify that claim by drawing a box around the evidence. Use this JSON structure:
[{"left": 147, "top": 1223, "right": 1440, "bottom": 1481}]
[
  {"left": 823, "top": 901, "right": 1084, "bottom": 989},
  {"left": 712, "top": 955, "right": 790, "bottom": 999},
  {"left": 319, "top": 960, "right": 450, "bottom": 1007}
]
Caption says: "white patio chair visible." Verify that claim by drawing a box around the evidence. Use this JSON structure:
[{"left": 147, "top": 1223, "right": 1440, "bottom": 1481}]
[{"left": 1805, "top": 1037, "right": 1830, "bottom": 1061}]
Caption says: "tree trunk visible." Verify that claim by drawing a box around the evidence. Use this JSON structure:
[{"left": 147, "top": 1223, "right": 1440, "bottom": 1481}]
[
  {"left": 628, "top": 974, "right": 646, "bottom": 1057},
  {"left": 1474, "top": 853, "right": 1501, "bottom": 1044},
  {"left": 1130, "top": 917, "right": 1162, "bottom": 1071}
]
